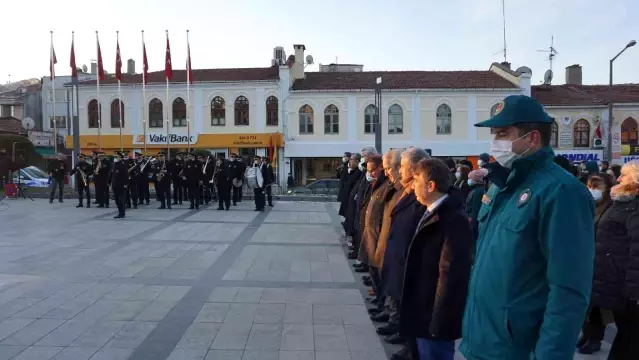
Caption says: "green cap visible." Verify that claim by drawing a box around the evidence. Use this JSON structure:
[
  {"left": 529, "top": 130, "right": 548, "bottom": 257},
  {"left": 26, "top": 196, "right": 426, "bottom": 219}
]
[{"left": 475, "top": 95, "right": 552, "bottom": 128}]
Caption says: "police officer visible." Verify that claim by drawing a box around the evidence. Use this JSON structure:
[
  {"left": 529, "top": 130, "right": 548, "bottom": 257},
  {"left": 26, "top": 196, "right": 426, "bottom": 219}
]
[
  {"left": 70, "top": 153, "right": 93, "bottom": 208},
  {"left": 171, "top": 152, "right": 185, "bottom": 205},
  {"left": 214, "top": 155, "right": 232, "bottom": 210},
  {"left": 110, "top": 152, "right": 129, "bottom": 219},
  {"left": 460, "top": 95, "right": 595, "bottom": 360},
  {"left": 94, "top": 152, "right": 111, "bottom": 208},
  {"left": 121, "top": 151, "right": 137, "bottom": 209}
]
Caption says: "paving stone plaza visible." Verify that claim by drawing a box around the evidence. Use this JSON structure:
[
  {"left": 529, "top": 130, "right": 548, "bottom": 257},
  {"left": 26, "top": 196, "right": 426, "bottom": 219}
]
[{"left": 0, "top": 199, "right": 611, "bottom": 359}]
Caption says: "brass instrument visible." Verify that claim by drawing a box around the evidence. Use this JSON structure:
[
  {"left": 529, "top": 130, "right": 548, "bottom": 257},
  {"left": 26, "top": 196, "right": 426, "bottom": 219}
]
[
  {"left": 140, "top": 157, "right": 154, "bottom": 173},
  {"left": 156, "top": 160, "right": 167, "bottom": 181},
  {"left": 209, "top": 159, "right": 222, "bottom": 184},
  {"left": 94, "top": 158, "right": 102, "bottom": 175},
  {"left": 202, "top": 156, "right": 210, "bottom": 175},
  {"left": 77, "top": 166, "right": 88, "bottom": 186}
]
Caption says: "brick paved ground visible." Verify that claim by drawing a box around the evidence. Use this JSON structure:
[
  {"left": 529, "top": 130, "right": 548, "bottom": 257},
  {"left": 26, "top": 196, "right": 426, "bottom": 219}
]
[{"left": 0, "top": 198, "right": 612, "bottom": 359}]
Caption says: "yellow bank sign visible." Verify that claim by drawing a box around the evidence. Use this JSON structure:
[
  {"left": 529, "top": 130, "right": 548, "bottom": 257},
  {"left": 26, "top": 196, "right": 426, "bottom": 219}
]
[{"left": 133, "top": 133, "right": 199, "bottom": 145}]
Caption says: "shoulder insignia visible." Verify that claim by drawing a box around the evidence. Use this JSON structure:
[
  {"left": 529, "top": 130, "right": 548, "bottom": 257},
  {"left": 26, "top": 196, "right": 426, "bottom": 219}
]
[
  {"left": 482, "top": 194, "right": 491, "bottom": 205},
  {"left": 517, "top": 189, "right": 532, "bottom": 208}
]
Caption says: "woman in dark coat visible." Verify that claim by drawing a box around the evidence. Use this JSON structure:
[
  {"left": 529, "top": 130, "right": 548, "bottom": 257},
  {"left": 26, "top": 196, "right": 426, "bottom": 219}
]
[
  {"left": 578, "top": 172, "right": 614, "bottom": 354},
  {"left": 453, "top": 165, "right": 471, "bottom": 200},
  {"left": 592, "top": 161, "right": 639, "bottom": 360}
]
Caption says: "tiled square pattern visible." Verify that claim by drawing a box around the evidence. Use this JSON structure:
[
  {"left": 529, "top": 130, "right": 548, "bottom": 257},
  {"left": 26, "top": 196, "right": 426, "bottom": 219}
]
[{"left": 0, "top": 199, "right": 612, "bottom": 360}]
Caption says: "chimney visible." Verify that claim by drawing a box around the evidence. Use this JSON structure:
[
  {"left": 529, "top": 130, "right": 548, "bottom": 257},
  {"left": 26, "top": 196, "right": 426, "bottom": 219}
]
[
  {"left": 500, "top": 61, "right": 511, "bottom": 70},
  {"left": 127, "top": 59, "right": 135, "bottom": 74},
  {"left": 90, "top": 61, "right": 97, "bottom": 75},
  {"left": 292, "top": 44, "right": 305, "bottom": 80},
  {"left": 565, "top": 64, "right": 582, "bottom": 85}
]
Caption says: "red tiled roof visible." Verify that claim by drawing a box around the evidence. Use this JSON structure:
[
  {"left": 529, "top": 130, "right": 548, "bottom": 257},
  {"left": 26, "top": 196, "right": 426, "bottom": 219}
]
[
  {"left": 0, "top": 117, "right": 26, "bottom": 135},
  {"left": 291, "top": 71, "right": 518, "bottom": 91},
  {"left": 532, "top": 84, "right": 639, "bottom": 106},
  {"left": 75, "top": 67, "right": 280, "bottom": 86}
]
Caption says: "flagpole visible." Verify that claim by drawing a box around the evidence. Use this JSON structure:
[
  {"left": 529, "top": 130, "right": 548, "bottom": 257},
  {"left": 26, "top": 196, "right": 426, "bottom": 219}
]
[
  {"left": 186, "top": 29, "right": 191, "bottom": 153},
  {"left": 142, "top": 30, "right": 147, "bottom": 155},
  {"left": 117, "top": 31, "right": 123, "bottom": 152},
  {"left": 166, "top": 30, "right": 170, "bottom": 157},
  {"left": 96, "top": 31, "right": 102, "bottom": 152},
  {"left": 51, "top": 31, "right": 58, "bottom": 154}
]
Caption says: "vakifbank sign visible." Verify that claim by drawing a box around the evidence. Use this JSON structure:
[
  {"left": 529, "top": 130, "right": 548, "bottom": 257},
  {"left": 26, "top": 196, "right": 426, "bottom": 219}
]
[
  {"left": 133, "top": 133, "right": 199, "bottom": 145},
  {"left": 554, "top": 150, "right": 603, "bottom": 163}
]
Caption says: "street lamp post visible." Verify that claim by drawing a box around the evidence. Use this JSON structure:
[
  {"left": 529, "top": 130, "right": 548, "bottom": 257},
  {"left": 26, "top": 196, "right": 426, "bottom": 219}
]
[
  {"left": 606, "top": 40, "right": 636, "bottom": 162},
  {"left": 374, "top": 77, "right": 383, "bottom": 153}
]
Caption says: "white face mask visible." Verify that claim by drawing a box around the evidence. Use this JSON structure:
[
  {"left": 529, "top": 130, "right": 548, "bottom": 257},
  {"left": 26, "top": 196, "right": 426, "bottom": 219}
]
[
  {"left": 455, "top": 171, "right": 461, "bottom": 179},
  {"left": 490, "top": 132, "right": 532, "bottom": 169},
  {"left": 590, "top": 189, "right": 603, "bottom": 201},
  {"left": 358, "top": 160, "right": 365, "bottom": 171},
  {"left": 365, "top": 172, "right": 374, "bottom": 182}
]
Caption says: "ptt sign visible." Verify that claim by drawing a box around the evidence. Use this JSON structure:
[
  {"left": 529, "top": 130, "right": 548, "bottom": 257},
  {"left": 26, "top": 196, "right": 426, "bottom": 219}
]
[{"left": 554, "top": 150, "right": 603, "bottom": 163}]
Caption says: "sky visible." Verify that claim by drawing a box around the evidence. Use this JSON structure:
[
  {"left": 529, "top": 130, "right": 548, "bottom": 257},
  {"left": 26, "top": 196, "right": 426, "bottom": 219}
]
[{"left": 1, "top": 0, "right": 637, "bottom": 86}]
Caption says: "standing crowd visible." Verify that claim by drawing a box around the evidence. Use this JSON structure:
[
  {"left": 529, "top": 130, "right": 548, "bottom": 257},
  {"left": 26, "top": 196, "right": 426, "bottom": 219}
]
[{"left": 337, "top": 95, "right": 639, "bottom": 360}]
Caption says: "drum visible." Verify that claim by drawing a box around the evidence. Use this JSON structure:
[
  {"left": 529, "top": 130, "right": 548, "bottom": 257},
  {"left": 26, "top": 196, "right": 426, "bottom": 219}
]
[
  {"left": 246, "top": 166, "right": 264, "bottom": 189},
  {"left": 232, "top": 178, "right": 243, "bottom": 188}
]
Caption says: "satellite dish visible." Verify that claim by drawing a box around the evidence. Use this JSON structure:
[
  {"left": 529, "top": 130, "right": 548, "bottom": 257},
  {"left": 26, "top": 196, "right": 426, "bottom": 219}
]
[
  {"left": 543, "top": 70, "right": 553, "bottom": 85},
  {"left": 21, "top": 117, "right": 35, "bottom": 130},
  {"left": 305, "top": 55, "right": 314, "bottom": 65},
  {"left": 82, "top": 64, "right": 88, "bottom": 73}
]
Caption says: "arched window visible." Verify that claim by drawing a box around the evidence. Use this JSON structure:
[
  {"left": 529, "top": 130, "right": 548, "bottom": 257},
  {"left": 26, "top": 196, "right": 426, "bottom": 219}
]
[
  {"left": 573, "top": 119, "right": 590, "bottom": 147},
  {"left": 550, "top": 120, "right": 558, "bottom": 148},
  {"left": 436, "top": 104, "right": 452, "bottom": 135},
  {"left": 234, "top": 96, "right": 249, "bottom": 126},
  {"left": 149, "top": 98, "right": 163, "bottom": 128},
  {"left": 388, "top": 104, "right": 403, "bottom": 134},
  {"left": 364, "top": 105, "right": 377, "bottom": 134},
  {"left": 87, "top": 99, "right": 101, "bottom": 128},
  {"left": 266, "top": 96, "right": 278, "bottom": 126},
  {"left": 621, "top": 117, "right": 638, "bottom": 145},
  {"left": 299, "top": 105, "right": 314, "bottom": 134},
  {"left": 490, "top": 103, "right": 502, "bottom": 117},
  {"left": 172, "top": 98, "right": 186, "bottom": 127},
  {"left": 110, "top": 99, "right": 124, "bottom": 128},
  {"left": 211, "top": 96, "right": 225, "bottom": 126},
  {"left": 324, "top": 105, "right": 339, "bottom": 134}
]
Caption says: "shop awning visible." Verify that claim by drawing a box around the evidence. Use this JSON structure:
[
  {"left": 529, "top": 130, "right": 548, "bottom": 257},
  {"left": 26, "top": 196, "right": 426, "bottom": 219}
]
[{"left": 35, "top": 147, "right": 56, "bottom": 156}]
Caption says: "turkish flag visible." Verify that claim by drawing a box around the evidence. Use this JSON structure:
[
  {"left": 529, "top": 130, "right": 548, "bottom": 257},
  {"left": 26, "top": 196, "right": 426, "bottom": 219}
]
[
  {"left": 115, "top": 39, "right": 122, "bottom": 81},
  {"left": 165, "top": 33, "right": 172, "bottom": 80}
]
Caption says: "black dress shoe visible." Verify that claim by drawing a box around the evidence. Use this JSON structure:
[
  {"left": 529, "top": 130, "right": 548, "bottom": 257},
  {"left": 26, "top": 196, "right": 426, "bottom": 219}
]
[
  {"left": 348, "top": 245, "right": 355, "bottom": 251},
  {"left": 377, "top": 324, "right": 399, "bottom": 336},
  {"left": 363, "top": 279, "right": 373, "bottom": 286},
  {"left": 368, "top": 307, "right": 383, "bottom": 315},
  {"left": 347, "top": 252, "right": 357, "bottom": 260},
  {"left": 355, "top": 267, "right": 368, "bottom": 273},
  {"left": 390, "top": 347, "right": 411, "bottom": 360},
  {"left": 113, "top": 214, "right": 124, "bottom": 219},
  {"left": 578, "top": 340, "right": 601, "bottom": 354},
  {"left": 361, "top": 275, "right": 370, "bottom": 281},
  {"left": 352, "top": 263, "right": 363, "bottom": 269},
  {"left": 76, "top": 204, "right": 83, "bottom": 208},
  {"left": 371, "top": 312, "right": 389, "bottom": 322},
  {"left": 384, "top": 333, "right": 405, "bottom": 345},
  {"left": 217, "top": 207, "right": 224, "bottom": 210}
]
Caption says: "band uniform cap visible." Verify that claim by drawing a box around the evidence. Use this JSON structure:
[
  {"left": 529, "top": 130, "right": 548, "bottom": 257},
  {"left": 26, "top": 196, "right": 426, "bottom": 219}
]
[
  {"left": 157, "top": 151, "right": 166, "bottom": 156},
  {"left": 78, "top": 153, "right": 86, "bottom": 157},
  {"left": 121, "top": 150, "right": 129, "bottom": 155},
  {"left": 475, "top": 95, "right": 553, "bottom": 128},
  {"left": 230, "top": 153, "right": 238, "bottom": 157},
  {"left": 97, "top": 151, "right": 105, "bottom": 155},
  {"left": 134, "top": 152, "right": 142, "bottom": 156},
  {"left": 113, "top": 151, "right": 122, "bottom": 157}
]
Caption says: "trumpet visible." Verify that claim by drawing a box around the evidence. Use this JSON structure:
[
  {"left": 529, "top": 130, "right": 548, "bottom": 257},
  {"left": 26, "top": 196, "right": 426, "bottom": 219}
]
[
  {"left": 202, "top": 156, "right": 210, "bottom": 175},
  {"left": 209, "top": 159, "right": 222, "bottom": 184}
]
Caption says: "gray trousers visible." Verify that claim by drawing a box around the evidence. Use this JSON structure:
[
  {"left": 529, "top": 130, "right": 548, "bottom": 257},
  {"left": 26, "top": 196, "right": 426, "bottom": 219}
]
[{"left": 49, "top": 178, "right": 64, "bottom": 202}]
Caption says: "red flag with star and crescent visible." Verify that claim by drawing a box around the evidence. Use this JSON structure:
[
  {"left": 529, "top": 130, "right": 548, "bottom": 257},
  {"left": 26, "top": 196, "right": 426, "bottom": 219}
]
[
  {"left": 96, "top": 34, "right": 105, "bottom": 81},
  {"left": 69, "top": 38, "right": 77, "bottom": 80},
  {"left": 115, "top": 38, "right": 122, "bottom": 81},
  {"left": 142, "top": 41, "right": 149, "bottom": 85},
  {"left": 50, "top": 45, "right": 57, "bottom": 80},
  {"left": 165, "top": 33, "right": 173, "bottom": 81}
]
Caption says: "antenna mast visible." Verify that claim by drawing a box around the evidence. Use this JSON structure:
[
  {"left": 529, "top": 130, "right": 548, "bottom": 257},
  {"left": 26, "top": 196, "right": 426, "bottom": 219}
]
[
  {"left": 537, "top": 35, "right": 559, "bottom": 72},
  {"left": 502, "top": 0, "right": 507, "bottom": 63}
]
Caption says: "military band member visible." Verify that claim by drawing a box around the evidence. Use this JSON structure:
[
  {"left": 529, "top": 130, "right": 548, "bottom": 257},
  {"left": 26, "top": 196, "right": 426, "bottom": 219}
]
[
  {"left": 229, "top": 153, "right": 244, "bottom": 206},
  {"left": 134, "top": 153, "right": 147, "bottom": 206},
  {"left": 261, "top": 156, "right": 275, "bottom": 207},
  {"left": 70, "top": 153, "right": 93, "bottom": 208},
  {"left": 154, "top": 152, "right": 172, "bottom": 209},
  {"left": 121, "top": 151, "right": 137, "bottom": 209},
  {"left": 215, "top": 155, "right": 232, "bottom": 210},
  {"left": 141, "top": 155, "right": 153, "bottom": 205},
  {"left": 110, "top": 152, "right": 128, "bottom": 219},
  {"left": 94, "top": 152, "right": 111, "bottom": 208},
  {"left": 201, "top": 155, "right": 215, "bottom": 204},
  {"left": 171, "top": 152, "right": 185, "bottom": 205},
  {"left": 184, "top": 152, "right": 202, "bottom": 210}
]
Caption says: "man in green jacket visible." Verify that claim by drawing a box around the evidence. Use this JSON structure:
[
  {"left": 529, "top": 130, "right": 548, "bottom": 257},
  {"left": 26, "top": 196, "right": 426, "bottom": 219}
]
[{"left": 460, "top": 95, "right": 595, "bottom": 360}]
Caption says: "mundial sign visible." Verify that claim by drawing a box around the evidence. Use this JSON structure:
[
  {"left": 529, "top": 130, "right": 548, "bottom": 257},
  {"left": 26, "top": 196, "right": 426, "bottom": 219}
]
[
  {"left": 133, "top": 133, "right": 199, "bottom": 145},
  {"left": 554, "top": 150, "right": 603, "bottom": 163}
]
